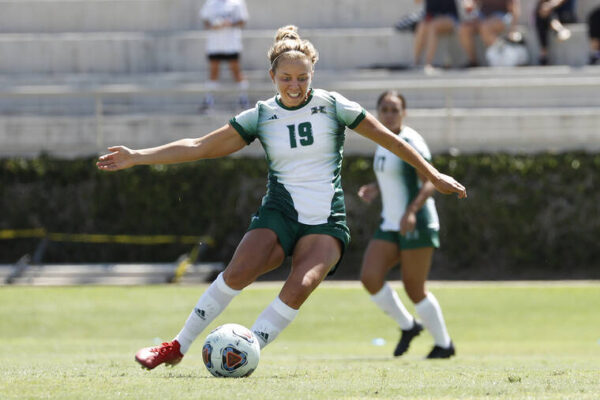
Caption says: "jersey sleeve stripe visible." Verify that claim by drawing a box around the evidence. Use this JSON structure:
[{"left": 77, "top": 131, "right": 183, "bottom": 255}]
[
  {"left": 229, "top": 118, "right": 253, "bottom": 144},
  {"left": 347, "top": 109, "right": 367, "bottom": 129}
]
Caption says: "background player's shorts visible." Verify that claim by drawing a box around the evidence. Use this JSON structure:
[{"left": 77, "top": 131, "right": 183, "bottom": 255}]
[
  {"left": 373, "top": 227, "right": 440, "bottom": 250},
  {"left": 247, "top": 206, "right": 350, "bottom": 275}
]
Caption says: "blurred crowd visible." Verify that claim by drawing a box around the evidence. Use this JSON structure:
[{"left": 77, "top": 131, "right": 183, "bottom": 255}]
[
  {"left": 395, "top": 0, "right": 600, "bottom": 70},
  {"left": 197, "top": 0, "right": 600, "bottom": 110}
]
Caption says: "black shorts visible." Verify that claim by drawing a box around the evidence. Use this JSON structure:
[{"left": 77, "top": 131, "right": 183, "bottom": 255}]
[
  {"left": 590, "top": 8, "right": 600, "bottom": 39},
  {"left": 208, "top": 53, "right": 240, "bottom": 61}
]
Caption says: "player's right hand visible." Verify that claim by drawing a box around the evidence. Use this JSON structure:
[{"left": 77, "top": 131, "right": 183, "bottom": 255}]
[
  {"left": 96, "top": 146, "right": 136, "bottom": 171},
  {"left": 433, "top": 173, "right": 467, "bottom": 199}
]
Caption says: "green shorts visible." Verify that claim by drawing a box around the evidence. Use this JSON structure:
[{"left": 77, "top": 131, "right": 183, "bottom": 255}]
[
  {"left": 247, "top": 206, "right": 350, "bottom": 275},
  {"left": 373, "top": 227, "right": 440, "bottom": 250}
]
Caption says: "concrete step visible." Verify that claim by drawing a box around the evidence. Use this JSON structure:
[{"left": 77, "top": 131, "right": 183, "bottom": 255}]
[
  {"left": 0, "top": 29, "right": 412, "bottom": 74},
  {"left": 1, "top": 67, "right": 598, "bottom": 116},
  {"left": 0, "top": 22, "right": 592, "bottom": 77},
  {"left": 0, "top": 0, "right": 199, "bottom": 33},
  {"left": 1, "top": 0, "right": 598, "bottom": 32},
  {"left": 1, "top": 262, "right": 224, "bottom": 286},
  {"left": 1, "top": 107, "right": 599, "bottom": 158}
]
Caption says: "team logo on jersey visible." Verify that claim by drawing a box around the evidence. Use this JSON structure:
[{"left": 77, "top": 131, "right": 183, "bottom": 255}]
[{"left": 311, "top": 106, "right": 326, "bottom": 114}]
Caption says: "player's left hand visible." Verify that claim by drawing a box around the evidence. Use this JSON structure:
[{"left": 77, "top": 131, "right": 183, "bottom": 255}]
[
  {"left": 400, "top": 211, "right": 416, "bottom": 235},
  {"left": 433, "top": 173, "right": 467, "bottom": 198}
]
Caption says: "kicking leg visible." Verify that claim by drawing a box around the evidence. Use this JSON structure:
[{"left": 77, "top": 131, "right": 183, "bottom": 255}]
[{"left": 135, "top": 229, "right": 284, "bottom": 369}]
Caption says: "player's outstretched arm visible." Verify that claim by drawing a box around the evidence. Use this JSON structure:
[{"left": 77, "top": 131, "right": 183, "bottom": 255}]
[
  {"left": 96, "top": 124, "right": 246, "bottom": 171},
  {"left": 353, "top": 113, "right": 467, "bottom": 199}
]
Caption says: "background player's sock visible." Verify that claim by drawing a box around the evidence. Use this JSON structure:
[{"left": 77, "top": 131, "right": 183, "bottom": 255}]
[
  {"left": 370, "top": 282, "right": 415, "bottom": 330},
  {"left": 415, "top": 292, "right": 451, "bottom": 348}
]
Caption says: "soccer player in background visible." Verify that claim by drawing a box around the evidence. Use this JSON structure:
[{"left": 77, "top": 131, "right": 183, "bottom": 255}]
[
  {"left": 358, "top": 91, "right": 455, "bottom": 359},
  {"left": 97, "top": 25, "right": 466, "bottom": 370}
]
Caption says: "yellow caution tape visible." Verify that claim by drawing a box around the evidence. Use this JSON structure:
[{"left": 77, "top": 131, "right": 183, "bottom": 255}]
[
  {"left": 172, "top": 242, "right": 203, "bottom": 283},
  {"left": 0, "top": 228, "right": 46, "bottom": 239},
  {"left": 0, "top": 229, "right": 214, "bottom": 246}
]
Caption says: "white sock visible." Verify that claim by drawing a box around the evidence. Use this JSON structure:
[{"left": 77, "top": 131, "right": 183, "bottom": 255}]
[
  {"left": 415, "top": 292, "right": 451, "bottom": 348},
  {"left": 174, "top": 272, "right": 241, "bottom": 354},
  {"left": 237, "top": 80, "right": 249, "bottom": 107},
  {"left": 370, "top": 283, "right": 414, "bottom": 330},
  {"left": 251, "top": 297, "right": 298, "bottom": 349},
  {"left": 203, "top": 80, "right": 219, "bottom": 107}
]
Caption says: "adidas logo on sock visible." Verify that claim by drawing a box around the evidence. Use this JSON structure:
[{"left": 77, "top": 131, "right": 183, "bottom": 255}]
[
  {"left": 194, "top": 308, "right": 206, "bottom": 320},
  {"left": 268, "top": 114, "right": 278, "bottom": 120},
  {"left": 253, "top": 331, "right": 269, "bottom": 343}
]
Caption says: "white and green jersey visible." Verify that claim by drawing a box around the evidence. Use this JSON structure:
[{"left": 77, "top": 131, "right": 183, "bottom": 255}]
[
  {"left": 230, "top": 88, "right": 366, "bottom": 225},
  {"left": 373, "top": 126, "right": 439, "bottom": 232}
]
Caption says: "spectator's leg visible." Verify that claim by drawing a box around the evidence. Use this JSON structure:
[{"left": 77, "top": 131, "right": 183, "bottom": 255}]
[
  {"left": 458, "top": 20, "right": 478, "bottom": 66},
  {"left": 591, "top": 38, "right": 600, "bottom": 64},
  {"left": 228, "top": 59, "right": 244, "bottom": 83},
  {"left": 413, "top": 21, "right": 428, "bottom": 66},
  {"left": 589, "top": 8, "right": 600, "bottom": 64},
  {"left": 479, "top": 17, "right": 505, "bottom": 47},
  {"left": 200, "top": 59, "right": 221, "bottom": 112},
  {"left": 227, "top": 59, "right": 249, "bottom": 109},
  {"left": 424, "top": 17, "right": 455, "bottom": 67},
  {"left": 208, "top": 59, "right": 220, "bottom": 81},
  {"left": 535, "top": 10, "right": 551, "bottom": 64},
  {"left": 551, "top": 18, "right": 571, "bottom": 41}
]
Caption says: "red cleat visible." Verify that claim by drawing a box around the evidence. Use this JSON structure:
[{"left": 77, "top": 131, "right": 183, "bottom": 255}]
[{"left": 135, "top": 340, "right": 184, "bottom": 370}]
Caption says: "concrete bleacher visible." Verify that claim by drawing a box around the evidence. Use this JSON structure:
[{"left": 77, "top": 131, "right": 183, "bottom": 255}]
[
  {"left": 0, "top": 0, "right": 599, "bottom": 160},
  {"left": 1, "top": 0, "right": 597, "bottom": 32},
  {"left": 1, "top": 66, "right": 599, "bottom": 157},
  {"left": 0, "top": 0, "right": 598, "bottom": 74}
]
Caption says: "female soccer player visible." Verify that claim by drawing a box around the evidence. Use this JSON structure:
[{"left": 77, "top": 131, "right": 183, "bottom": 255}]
[
  {"left": 358, "top": 91, "right": 455, "bottom": 359},
  {"left": 97, "top": 26, "right": 466, "bottom": 370}
]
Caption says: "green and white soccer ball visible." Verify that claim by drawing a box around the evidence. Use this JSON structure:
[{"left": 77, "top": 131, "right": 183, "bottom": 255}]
[{"left": 202, "top": 323, "right": 260, "bottom": 378}]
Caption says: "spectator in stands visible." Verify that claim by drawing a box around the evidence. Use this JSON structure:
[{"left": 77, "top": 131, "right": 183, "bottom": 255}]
[
  {"left": 413, "top": 0, "right": 462, "bottom": 73},
  {"left": 588, "top": 6, "right": 600, "bottom": 65},
  {"left": 458, "top": 0, "right": 521, "bottom": 67},
  {"left": 200, "top": 0, "right": 250, "bottom": 112},
  {"left": 534, "top": 0, "right": 577, "bottom": 65}
]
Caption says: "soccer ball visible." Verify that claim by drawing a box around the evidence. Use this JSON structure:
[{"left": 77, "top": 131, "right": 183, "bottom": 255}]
[{"left": 202, "top": 323, "right": 260, "bottom": 378}]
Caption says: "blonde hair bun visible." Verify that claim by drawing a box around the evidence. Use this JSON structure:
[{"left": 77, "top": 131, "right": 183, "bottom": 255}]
[
  {"left": 268, "top": 25, "right": 319, "bottom": 71},
  {"left": 274, "top": 25, "right": 300, "bottom": 42}
]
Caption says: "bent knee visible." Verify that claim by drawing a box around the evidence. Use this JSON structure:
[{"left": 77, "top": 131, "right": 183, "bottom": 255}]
[
  {"left": 405, "top": 287, "right": 427, "bottom": 304},
  {"left": 222, "top": 265, "right": 259, "bottom": 289},
  {"left": 360, "top": 269, "right": 385, "bottom": 295}
]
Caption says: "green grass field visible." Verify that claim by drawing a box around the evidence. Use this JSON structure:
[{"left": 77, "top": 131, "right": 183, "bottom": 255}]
[{"left": 1, "top": 282, "right": 599, "bottom": 399}]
